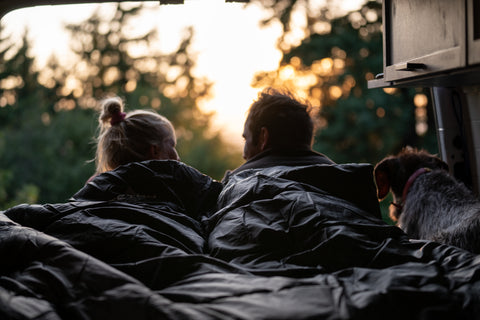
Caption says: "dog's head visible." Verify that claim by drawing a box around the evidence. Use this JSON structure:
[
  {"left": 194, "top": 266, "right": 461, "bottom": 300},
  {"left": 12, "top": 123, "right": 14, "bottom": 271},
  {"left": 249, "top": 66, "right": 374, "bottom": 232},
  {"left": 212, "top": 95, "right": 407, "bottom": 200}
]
[{"left": 373, "top": 146, "right": 449, "bottom": 221}]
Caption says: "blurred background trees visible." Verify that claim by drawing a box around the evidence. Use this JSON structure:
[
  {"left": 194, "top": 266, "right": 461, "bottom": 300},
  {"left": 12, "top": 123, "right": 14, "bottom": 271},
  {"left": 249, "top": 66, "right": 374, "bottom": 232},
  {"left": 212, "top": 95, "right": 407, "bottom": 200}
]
[
  {"left": 0, "top": 29, "right": 96, "bottom": 207},
  {"left": 249, "top": 0, "right": 438, "bottom": 219},
  {"left": 0, "top": 4, "right": 242, "bottom": 208},
  {"left": 61, "top": 4, "right": 241, "bottom": 177},
  {"left": 0, "top": 0, "right": 438, "bottom": 216},
  {"left": 250, "top": 0, "right": 437, "bottom": 164}
]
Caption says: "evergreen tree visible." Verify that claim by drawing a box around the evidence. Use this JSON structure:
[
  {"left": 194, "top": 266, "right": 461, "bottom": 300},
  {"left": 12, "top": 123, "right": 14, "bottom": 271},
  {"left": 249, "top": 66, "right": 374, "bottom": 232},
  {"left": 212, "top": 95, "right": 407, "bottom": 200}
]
[
  {"left": 63, "top": 4, "right": 241, "bottom": 179},
  {"left": 250, "top": 0, "right": 439, "bottom": 221},
  {"left": 0, "top": 29, "right": 96, "bottom": 208},
  {"left": 251, "top": 0, "right": 438, "bottom": 164},
  {"left": 0, "top": 3, "right": 245, "bottom": 209}
]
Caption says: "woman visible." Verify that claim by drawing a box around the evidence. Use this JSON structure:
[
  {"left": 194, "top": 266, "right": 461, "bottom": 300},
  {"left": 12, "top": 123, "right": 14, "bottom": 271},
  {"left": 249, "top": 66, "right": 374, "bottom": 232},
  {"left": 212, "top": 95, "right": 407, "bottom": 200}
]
[{"left": 94, "top": 96, "right": 179, "bottom": 175}]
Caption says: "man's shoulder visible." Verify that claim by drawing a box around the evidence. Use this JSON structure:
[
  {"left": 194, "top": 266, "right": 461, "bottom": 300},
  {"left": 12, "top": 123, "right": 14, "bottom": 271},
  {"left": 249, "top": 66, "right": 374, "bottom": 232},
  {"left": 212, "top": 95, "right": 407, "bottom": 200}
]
[{"left": 230, "top": 148, "right": 335, "bottom": 176}]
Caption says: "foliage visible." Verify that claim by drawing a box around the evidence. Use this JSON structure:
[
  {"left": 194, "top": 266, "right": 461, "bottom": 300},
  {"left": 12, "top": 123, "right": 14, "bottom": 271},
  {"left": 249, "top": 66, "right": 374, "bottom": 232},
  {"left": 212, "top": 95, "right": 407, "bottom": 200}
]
[
  {"left": 251, "top": 0, "right": 438, "bottom": 165},
  {"left": 0, "top": 29, "right": 97, "bottom": 207},
  {"left": 0, "top": 0, "right": 440, "bottom": 217},
  {"left": 62, "top": 4, "right": 241, "bottom": 179},
  {"left": 249, "top": 0, "right": 439, "bottom": 222},
  {"left": 0, "top": 4, "right": 241, "bottom": 209}
]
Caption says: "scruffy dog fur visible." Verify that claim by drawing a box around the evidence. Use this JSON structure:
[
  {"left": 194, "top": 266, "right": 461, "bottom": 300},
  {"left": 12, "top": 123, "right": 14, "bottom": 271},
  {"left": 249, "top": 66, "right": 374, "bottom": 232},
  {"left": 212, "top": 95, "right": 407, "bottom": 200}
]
[{"left": 374, "top": 147, "right": 480, "bottom": 253}]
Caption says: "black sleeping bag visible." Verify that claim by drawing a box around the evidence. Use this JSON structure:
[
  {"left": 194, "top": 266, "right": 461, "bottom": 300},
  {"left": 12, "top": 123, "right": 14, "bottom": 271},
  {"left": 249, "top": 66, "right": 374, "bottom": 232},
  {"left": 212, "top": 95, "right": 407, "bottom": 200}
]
[{"left": 2, "top": 160, "right": 480, "bottom": 319}]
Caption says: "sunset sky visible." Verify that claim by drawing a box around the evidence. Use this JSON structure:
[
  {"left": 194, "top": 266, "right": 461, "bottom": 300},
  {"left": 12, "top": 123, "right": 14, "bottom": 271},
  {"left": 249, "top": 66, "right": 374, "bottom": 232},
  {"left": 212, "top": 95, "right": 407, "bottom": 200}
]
[{"left": 1, "top": 0, "right": 363, "bottom": 149}]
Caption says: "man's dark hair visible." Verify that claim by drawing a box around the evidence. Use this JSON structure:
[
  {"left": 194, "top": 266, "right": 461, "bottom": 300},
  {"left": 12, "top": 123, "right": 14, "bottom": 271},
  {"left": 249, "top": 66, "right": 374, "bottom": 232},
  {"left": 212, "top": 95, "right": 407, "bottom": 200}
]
[{"left": 247, "top": 87, "right": 314, "bottom": 149}]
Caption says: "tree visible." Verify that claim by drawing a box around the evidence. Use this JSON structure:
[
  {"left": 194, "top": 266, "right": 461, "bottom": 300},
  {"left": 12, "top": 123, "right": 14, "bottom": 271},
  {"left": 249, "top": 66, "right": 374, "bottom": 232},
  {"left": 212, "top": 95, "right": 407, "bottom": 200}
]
[
  {"left": 251, "top": 0, "right": 438, "bottom": 164},
  {"left": 63, "top": 4, "right": 242, "bottom": 180},
  {"left": 0, "top": 3, "right": 245, "bottom": 209},
  {"left": 249, "top": 0, "right": 439, "bottom": 221},
  {"left": 0, "top": 28, "right": 96, "bottom": 208}
]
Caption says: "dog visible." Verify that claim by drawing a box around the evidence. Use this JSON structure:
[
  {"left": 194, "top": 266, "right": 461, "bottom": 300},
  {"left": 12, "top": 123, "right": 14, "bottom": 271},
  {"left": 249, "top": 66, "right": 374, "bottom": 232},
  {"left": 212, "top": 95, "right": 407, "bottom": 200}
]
[{"left": 374, "top": 146, "right": 480, "bottom": 253}]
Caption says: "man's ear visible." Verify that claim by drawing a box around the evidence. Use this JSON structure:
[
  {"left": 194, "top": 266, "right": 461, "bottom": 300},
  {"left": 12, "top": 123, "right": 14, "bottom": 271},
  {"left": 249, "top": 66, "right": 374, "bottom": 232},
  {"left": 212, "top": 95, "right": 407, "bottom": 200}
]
[{"left": 259, "top": 127, "right": 269, "bottom": 151}]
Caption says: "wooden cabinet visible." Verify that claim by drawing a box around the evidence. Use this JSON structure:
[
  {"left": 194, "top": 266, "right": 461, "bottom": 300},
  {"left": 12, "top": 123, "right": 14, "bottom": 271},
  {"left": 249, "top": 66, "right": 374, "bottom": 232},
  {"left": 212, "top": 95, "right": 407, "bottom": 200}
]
[
  {"left": 369, "top": 0, "right": 480, "bottom": 194},
  {"left": 369, "top": 0, "right": 479, "bottom": 88},
  {"left": 468, "top": 0, "right": 480, "bottom": 65},
  {"left": 384, "top": 0, "right": 465, "bottom": 82}
]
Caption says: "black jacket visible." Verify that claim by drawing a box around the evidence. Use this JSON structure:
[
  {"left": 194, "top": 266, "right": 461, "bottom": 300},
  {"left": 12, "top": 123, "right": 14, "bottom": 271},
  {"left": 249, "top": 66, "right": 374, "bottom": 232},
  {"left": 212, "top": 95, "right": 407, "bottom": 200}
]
[{"left": 2, "top": 160, "right": 480, "bottom": 319}]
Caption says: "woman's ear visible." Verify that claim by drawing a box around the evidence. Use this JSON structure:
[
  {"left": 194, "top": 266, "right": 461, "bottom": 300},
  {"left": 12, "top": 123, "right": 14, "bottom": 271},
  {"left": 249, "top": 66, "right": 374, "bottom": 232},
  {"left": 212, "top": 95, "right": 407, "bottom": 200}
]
[{"left": 148, "top": 144, "right": 160, "bottom": 159}]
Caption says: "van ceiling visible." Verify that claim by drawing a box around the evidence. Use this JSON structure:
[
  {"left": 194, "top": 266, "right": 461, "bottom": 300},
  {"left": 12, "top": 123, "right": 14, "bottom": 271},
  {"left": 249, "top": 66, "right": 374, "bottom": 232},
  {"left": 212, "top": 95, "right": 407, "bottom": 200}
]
[{"left": 0, "top": 0, "right": 250, "bottom": 18}]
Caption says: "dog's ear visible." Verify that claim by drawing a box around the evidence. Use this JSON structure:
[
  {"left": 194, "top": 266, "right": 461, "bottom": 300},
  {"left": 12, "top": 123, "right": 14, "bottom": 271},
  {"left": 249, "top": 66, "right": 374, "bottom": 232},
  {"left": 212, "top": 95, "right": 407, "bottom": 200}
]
[
  {"left": 440, "top": 161, "right": 449, "bottom": 172},
  {"left": 374, "top": 159, "right": 392, "bottom": 200},
  {"left": 437, "top": 158, "right": 449, "bottom": 172},
  {"left": 427, "top": 155, "right": 450, "bottom": 172}
]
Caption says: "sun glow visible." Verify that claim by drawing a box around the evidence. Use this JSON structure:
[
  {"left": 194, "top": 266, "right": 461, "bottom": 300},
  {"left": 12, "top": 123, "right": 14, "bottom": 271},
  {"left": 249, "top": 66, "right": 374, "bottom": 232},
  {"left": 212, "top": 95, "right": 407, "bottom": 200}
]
[
  {"left": 1, "top": 0, "right": 363, "bottom": 149},
  {"left": 2, "top": 0, "right": 284, "bottom": 149}
]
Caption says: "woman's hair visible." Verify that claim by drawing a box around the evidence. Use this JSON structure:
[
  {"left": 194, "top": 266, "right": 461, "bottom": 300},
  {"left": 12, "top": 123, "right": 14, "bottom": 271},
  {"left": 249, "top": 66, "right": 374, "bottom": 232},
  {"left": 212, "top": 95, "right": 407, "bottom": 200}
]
[{"left": 95, "top": 96, "right": 175, "bottom": 173}]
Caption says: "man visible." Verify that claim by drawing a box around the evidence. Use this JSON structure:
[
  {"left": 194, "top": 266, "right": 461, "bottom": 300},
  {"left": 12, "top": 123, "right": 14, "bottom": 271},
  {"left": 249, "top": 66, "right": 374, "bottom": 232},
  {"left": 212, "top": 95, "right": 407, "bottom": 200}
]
[
  {"left": 208, "top": 87, "right": 383, "bottom": 274},
  {"left": 222, "top": 87, "right": 380, "bottom": 217},
  {"left": 229, "top": 87, "right": 335, "bottom": 177}
]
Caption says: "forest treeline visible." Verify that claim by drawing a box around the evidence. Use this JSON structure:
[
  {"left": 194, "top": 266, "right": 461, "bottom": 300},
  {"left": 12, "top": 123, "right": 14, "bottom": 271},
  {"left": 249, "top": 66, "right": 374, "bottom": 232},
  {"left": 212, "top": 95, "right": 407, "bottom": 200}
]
[{"left": 0, "top": 0, "right": 437, "bottom": 210}]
